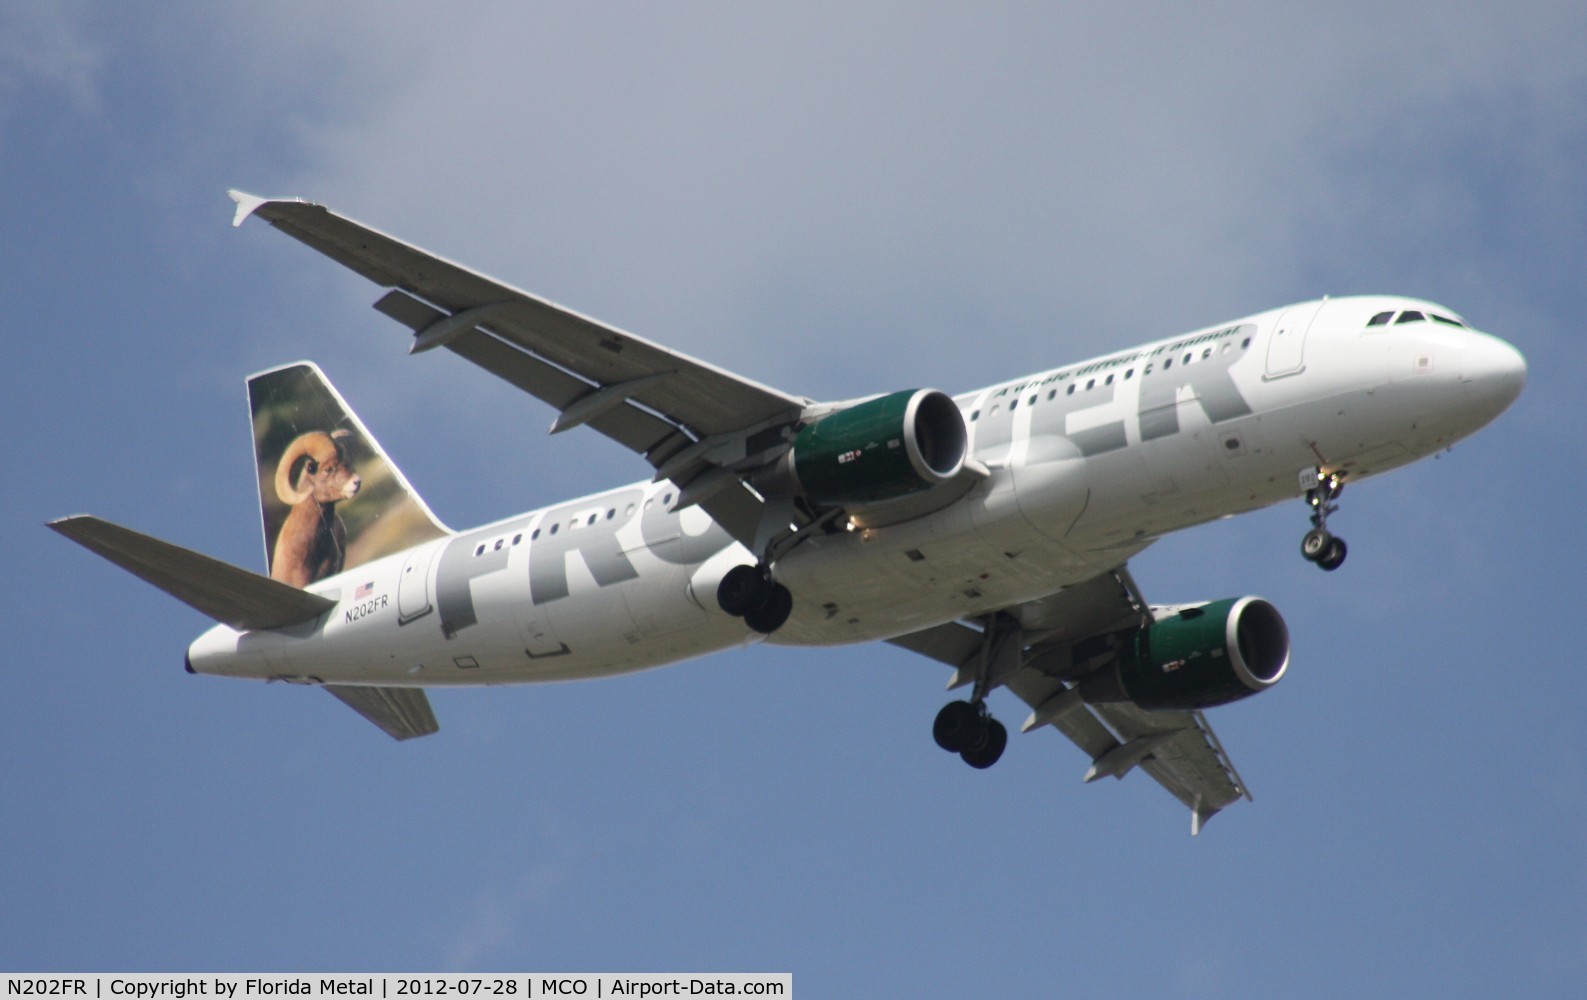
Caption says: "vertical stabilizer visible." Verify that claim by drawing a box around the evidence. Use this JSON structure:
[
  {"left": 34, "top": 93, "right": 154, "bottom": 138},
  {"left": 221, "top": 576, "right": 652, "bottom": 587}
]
[{"left": 248, "top": 362, "right": 450, "bottom": 587}]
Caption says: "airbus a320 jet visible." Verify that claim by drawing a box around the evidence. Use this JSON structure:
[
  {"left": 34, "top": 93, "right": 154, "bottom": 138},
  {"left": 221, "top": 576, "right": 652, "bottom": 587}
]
[{"left": 50, "top": 191, "right": 1526, "bottom": 831}]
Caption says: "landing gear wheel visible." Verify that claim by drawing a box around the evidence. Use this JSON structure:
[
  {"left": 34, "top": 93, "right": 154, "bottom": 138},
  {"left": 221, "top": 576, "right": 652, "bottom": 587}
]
[
  {"left": 930, "top": 615, "right": 1021, "bottom": 770},
  {"left": 1301, "top": 528, "right": 1333, "bottom": 562},
  {"left": 718, "top": 563, "right": 793, "bottom": 633},
  {"left": 933, "top": 701, "right": 1007, "bottom": 768},
  {"left": 960, "top": 718, "right": 1008, "bottom": 769},
  {"left": 743, "top": 582, "right": 793, "bottom": 634},
  {"left": 716, "top": 564, "right": 763, "bottom": 617},
  {"left": 933, "top": 700, "right": 978, "bottom": 753},
  {"left": 1317, "top": 536, "right": 1348, "bottom": 571}
]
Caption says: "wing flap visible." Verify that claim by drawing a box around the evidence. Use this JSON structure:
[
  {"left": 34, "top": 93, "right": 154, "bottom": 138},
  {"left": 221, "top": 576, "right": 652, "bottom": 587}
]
[
  {"left": 236, "top": 193, "right": 807, "bottom": 440},
  {"left": 885, "top": 619, "right": 982, "bottom": 670},
  {"left": 49, "top": 515, "right": 334, "bottom": 632},
  {"left": 373, "top": 290, "right": 680, "bottom": 455},
  {"left": 887, "top": 568, "right": 1253, "bottom": 830},
  {"left": 324, "top": 684, "right": 439, "bottom": 741},
  {"left": 1091, "top": 703, "right": 1247, "bottom": 812},
  {"left": 372, "top": 287, "right": 768, "bottom": 544},
  {"left": 1002, "top": 669, "right": 1122, "bottom": 764}
]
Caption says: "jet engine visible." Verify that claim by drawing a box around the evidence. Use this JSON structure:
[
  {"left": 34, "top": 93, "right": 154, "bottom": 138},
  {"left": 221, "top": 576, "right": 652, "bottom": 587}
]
[
  {"left": 1080, "top": 597, "right": 1289, "bottom": 711},
  {"left": 754, "top": 389, "right": 968, "bottom": 506}
]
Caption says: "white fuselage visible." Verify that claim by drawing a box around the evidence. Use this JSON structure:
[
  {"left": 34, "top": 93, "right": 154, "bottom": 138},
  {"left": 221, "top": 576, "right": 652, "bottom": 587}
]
[{"left": 186, "top": 295, "right": 1526, "bottom": 688}]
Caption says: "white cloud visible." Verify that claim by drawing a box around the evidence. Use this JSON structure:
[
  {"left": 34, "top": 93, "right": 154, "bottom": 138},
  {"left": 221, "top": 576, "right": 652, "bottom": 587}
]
[
  {"left": 214, "top": 3, "right": 1584, "bottom": 341},
  {"left": 164, "top": 1, "right": 1581, "bottom": 523}
]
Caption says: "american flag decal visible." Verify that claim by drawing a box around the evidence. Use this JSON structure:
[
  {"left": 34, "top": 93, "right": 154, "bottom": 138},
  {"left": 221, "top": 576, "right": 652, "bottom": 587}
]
[{"left": 353, "top": 581, "right": 374, "bottom": 600}]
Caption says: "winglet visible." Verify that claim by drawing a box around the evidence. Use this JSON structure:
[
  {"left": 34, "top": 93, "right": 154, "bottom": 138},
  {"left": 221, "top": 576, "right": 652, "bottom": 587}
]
[
  {"left": 229, "top": 189, "right": 313, "bottom": 228},
  {"left": 227, "top": 189, "right": 272, "bottom": 227}
]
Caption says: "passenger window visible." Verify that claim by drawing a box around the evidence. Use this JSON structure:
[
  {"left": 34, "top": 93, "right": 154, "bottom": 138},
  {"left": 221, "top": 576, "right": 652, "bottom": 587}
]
[
  {"left": 1202, "top": 348, "right": 1212, "bottom": 360},
  {"left": 1086, "top": 379, "right": 1095, "bottom": 390},
  {"left": 1047, "top": 389, "right": 1056, "bottom": 400},
  {"left": 1396, "top": 310, "right": 1425, "bottom": 324},
  {"left": 1164, "top": 358, "right": 1173, "bottom": 369},
  {"left": 1067, "top": 384, "right": 1076, "bottom": 395},
  {"left": 1028, "top": 394, "right": 1036, "bottom": 406},
  {"left": 970, "top": 410, "right": 980, "bottom": 421},
  {"left": 1104, "top": 374, "right": 1114, "bottom": 386},
  {"left": 1010, "top": 399, "right": 1018, "bottom": 411},
  {"left": 1367, "top": 311, "right": 1394, "bottom": 326}
]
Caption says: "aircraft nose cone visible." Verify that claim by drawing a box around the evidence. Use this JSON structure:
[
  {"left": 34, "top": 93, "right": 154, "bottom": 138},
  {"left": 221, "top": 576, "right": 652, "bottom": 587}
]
[{"left": 1463, "top": 331, "right": 1527, "bottom": 415}]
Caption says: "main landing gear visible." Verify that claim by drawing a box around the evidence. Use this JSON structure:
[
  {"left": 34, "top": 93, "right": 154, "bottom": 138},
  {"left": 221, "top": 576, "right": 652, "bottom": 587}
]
[
  {"left": 715, "top": 502, "right": 841, "bottom": 635},
  {"left": 933, "top": 700, "right": 1008, "bottom": 769},
  {"left": 717, "top": 563, "right": 793, "bottom": 634},
  {"left": 930, "top": 614, "right": 1019, "bottom": 769},
  {"left": 1300, "top": 468, "right": 1348, "bottom": 571}
]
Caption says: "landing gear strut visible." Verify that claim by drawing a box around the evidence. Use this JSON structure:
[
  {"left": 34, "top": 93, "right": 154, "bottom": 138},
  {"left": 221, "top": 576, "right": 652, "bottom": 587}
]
[
  {"left": 931, "top": 614, "right": 1019, "bottom": 769},
  {"left": 717, "top": 563, "right": 793, "bottom": 634},
  {"left": 1299, "top": 468, "right": 1348, "bottom": 571}
]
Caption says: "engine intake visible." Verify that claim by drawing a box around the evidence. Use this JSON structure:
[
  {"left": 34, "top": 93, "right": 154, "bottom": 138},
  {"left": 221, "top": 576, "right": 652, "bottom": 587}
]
[
  {"left": 1080, "top": 596, "right": 1290, "bottom": 711},
  {"left": 755, "top": 389, "right": 968, "bottom": 506}
]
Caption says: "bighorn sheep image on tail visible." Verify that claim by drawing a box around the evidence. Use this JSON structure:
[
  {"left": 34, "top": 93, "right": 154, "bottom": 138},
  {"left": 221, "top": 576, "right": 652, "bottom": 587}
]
[{"left": 270, "top": 429, "right": 362, "bottom": 587}]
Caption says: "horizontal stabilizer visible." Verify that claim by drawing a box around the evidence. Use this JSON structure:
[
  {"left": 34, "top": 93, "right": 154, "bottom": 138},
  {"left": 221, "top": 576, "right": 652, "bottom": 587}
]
[
  {"left": 48, "top": 515, "right": 334, "bottom": 631},
  {"left": 325, "top": 685, "right": 439, "bottom": 741}
]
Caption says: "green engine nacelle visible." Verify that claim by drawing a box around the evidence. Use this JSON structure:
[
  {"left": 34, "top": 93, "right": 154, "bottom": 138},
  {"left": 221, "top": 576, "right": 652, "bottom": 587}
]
[
  {"left": 1083, "top": 597, "right": 1290, "bottom": 711},
  {"left": 757, "top": 389, "right": 968, "bottom": 506}
]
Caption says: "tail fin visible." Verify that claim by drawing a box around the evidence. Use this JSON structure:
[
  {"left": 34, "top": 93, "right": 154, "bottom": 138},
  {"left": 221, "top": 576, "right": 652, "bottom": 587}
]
[{"left": 249, "top": 362, "right": 449, "bottom": 585}]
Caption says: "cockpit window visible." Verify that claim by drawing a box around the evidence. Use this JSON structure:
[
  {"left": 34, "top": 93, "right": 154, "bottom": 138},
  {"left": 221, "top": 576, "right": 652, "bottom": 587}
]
[
  {"left": 1431, "top": 314, "right": 1465, "bottom": 328},
  {"left": 1367, "top": 311, "right": 1394, "bottom": 326},
  {"left": 1395, "top": 310, "right": 1425, "bottom": 324}
]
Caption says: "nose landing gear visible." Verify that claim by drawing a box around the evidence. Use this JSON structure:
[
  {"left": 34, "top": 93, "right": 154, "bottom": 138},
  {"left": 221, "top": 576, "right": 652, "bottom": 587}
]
[{"left": 1299, "top": 468, "right": 1348, "bottom": 571}]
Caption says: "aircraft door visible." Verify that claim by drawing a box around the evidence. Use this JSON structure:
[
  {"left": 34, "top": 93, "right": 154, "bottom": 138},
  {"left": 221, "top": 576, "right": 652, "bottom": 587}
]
[
  {"left": 397, "top": 539, "right": 442, "bottom": 625},
  {"left": 1264, "top": 299, "right": 1326, "bottom": 379}
]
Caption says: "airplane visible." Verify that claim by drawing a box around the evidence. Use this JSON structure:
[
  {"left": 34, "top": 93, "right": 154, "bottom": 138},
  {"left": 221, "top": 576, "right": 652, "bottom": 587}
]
[{"left": 49, "top": 190, "right": 1527, "bottom": 832}]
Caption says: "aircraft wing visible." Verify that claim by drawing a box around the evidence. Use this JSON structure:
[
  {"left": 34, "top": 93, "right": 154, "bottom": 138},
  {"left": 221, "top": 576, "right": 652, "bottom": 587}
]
[
  {"left": 229, "top": 191, "right": 811, "bottom": 545},
  {"left": 886, "top": 568, "right": 1250, "bottom": 834}
]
